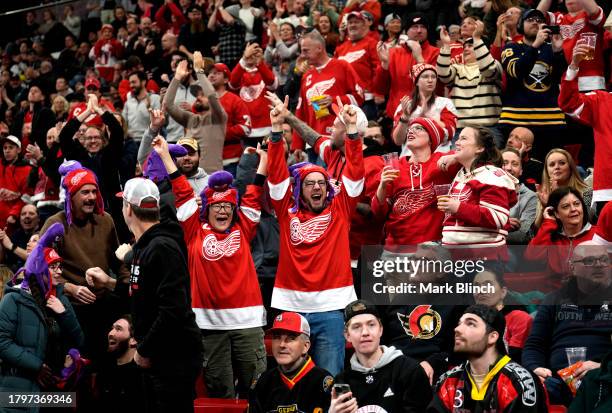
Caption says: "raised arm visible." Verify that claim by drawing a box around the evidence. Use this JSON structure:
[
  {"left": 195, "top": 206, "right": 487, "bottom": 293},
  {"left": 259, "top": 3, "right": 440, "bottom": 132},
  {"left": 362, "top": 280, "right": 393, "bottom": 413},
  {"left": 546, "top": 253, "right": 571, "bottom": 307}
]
[{"left": 164, "top": 60, "right": 194, "bottom": 127}]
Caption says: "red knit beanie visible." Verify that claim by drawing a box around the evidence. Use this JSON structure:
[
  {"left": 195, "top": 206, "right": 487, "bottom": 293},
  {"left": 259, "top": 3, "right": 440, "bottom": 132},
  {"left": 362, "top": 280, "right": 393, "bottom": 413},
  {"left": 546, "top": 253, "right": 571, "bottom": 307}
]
[
  {"left": 410, "top": 117, "right": 445, "bottom": 151},
  {"left": 411, "top": 63, "right": 437, "bottom": 82}
]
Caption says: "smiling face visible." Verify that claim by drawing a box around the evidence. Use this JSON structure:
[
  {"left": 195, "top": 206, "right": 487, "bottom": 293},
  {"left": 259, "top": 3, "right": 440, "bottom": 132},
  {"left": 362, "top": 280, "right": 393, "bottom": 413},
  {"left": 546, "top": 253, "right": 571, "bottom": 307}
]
[
  {"left": 344, "top": 314, "right": 382, "bottom": 356},
  {"left": 546, "top": 152, "right": 571, "bottom": 185},
  {"left": 84, "top": 127, "right": 104, "bottom": 154},
  {"left": 554, "top": 192, "right": 583, "bottom": 229},
  {"left": 502, "top": 151, "right": 522, "bottom": 179},
  {"left": 460, "top": 17, "right": 477, "bottom": 39},
  {"left": 177, "top": 148, "right": 199, "bottom": 177},
  {"left": 20, "top": 204, "right": 39, "bottom": 231},
  {"left": 108, "top": 318, "right": 135, "bottom": 355},
  {"left": 279, "top": 23, "right": 294, "bottom": 43},
  {"left": 271, "top": 332, "right": 310, "bottom": 368},
  {"left": 72, "top": 184, "right": 98, "bottom": 219},
  {"left": 48, "top": 261, "right": 64, "bottom": 286},
  {"left": 318, "top": 15, "right": 331, "bottom": 33},
  {"left": 301, "top": 171, "right": 328, "bottom": 213},
  {"left": 26, "top": 234, "right": 39, "bottom": 255},
  {"left": 347, "top": 16, "right": 367, "bottom": 41},
  {"left": 208, "top": 202, "right": 235, "bottom": 232},
  {"left": 454, "top": 127, "right": 483, "bottom": 167}
]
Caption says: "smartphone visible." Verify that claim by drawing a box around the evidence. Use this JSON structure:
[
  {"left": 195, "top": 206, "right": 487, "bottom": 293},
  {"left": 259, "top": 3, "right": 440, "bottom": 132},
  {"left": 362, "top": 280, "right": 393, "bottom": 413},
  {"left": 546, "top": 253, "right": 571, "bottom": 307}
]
[
  {"left": 333, "top": 383, "right": 351, "bottom": 396},
  {"left": 543, "top": 25, "right": 560, "bottom": 35}
]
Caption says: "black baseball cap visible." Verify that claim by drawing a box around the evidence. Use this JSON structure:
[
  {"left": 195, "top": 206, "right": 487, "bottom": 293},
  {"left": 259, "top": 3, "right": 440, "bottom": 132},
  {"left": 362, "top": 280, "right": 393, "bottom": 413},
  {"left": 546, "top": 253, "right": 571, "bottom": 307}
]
[
  {"left": 344, "top": 299, "right": 380, "bottom": 323},
  {"left": 463, "top": 304, "right": 507, "bottom": 354},
  {"left": 406, "top": 12, "right": 429, "bottom": 29}
]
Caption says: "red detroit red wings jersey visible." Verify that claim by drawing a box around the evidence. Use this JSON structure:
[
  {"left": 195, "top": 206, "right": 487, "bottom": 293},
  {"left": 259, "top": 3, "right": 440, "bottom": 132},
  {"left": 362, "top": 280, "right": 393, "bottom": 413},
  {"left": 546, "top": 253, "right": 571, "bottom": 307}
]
[
  {"left": 547, "top": 7, "right": 606, "bottom": 91},
  {"left": 267, "top": 137, "right": 365, "bottom": 312},
  {"left": 229, "top": 60, "right": 277, "bottom": 138},
  {"left": 172, "top": 174, "right": 265, "bottom": 330},
  {"left": 334, "top": 36, "right": 380, "bottom": 97},
  {"left": 292, "top": 58, "right": 364, "bottom": 151},
  {"left": 219, "top": 91, "right": 252, "bottom": 163},
  {"left": 371, "top": 153, "right": 459, "bottom": 250}
]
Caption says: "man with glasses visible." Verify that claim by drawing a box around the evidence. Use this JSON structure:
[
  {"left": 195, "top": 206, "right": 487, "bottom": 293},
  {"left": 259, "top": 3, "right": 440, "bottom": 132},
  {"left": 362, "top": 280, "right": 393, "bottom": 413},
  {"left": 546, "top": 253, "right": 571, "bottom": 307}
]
[
  {"left": 523, "top": 241, "right": 612, "bottom": 406},
  {"left": 266, "top": 97, "right": 365, "bottom": 376},
  {"left": 499, "top": 8, "right": 566, "bottom": 157},
  {"left": 152, "top": 136, "right": 268, "bottom": 399}
]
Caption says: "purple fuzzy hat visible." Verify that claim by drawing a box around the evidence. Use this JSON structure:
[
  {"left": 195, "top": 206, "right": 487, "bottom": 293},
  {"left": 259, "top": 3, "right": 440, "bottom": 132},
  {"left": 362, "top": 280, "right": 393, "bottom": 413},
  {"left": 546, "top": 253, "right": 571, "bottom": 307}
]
[
  {"left": 288, "top": 162, "right": 334, "bottom": 213},
  {"left": 59, "top": 159, "right": 84, "bottom": 226},
  {"left": 143, "top": 145, "right": 188, "bottom": 182},
  {"left": 199, "top": 170, "right": 239, "bottom": 223},
  {"left": 21, "top": 222, "right": 64, "bottom": 297}
]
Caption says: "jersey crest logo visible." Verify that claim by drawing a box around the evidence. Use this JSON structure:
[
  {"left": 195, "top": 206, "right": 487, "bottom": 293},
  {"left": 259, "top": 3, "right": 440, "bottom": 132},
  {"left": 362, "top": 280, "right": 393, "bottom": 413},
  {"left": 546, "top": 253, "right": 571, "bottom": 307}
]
[
  {"left": 202, "top": 231, "right": 241, "bottom": 261},
  {"left": 397, "top": 305, "right": 442, "bottom": 339},
  {"left": 289, "top": 213, "right": 331, "bottom": 245},
  {"left": 339, "top": 49, "right": 366, "bottom": 63},
  {"left": 560, "top": 20, "right": 585, "bottom": 40},
  {"left": 305, "top": 78, "right": 336, "bottom": 103},
  {"left": 212, "top": 190, "right": 232, "bottom": 201},
  {"left": 392, "top": 185, "right": 435, "bottom": 216},
  {"left": 524, "top": 61, "right": 551, "bottom": 92},
  {"left": 70, "top": 171, "right": 89, "bottom": 186},
  {"left": 239, "top": 80, "right": 265, "bottom": 102}
]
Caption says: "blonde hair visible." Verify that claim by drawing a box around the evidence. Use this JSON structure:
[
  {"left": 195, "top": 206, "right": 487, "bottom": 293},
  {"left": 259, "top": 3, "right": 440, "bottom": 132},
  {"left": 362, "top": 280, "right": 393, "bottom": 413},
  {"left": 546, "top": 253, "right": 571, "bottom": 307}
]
[{"left": 0, "top": 265, "right": 15, "bottom": 300}]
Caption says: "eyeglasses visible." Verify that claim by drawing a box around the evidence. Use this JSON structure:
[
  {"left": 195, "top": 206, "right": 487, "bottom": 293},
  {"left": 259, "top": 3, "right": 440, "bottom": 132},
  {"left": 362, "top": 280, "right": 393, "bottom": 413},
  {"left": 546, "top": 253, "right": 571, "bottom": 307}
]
[
  {"left": 303, "top": 180, "right": 327, "bottom": 188},
  {"left": 525, "top": 17, "right": 545, "bottom": 24},
  {"left": 210, "top": 203, "right": 234, "bottom": 212},
  {"left": 84, "top": 135, "right": 102, "bottom": 141},
  {"left": 409, "top": 125, "right": 427, "bottom": 133},
  {"left": 49, "top": 263, "right": 63, "bottom": 271},
  {"left": 572, "top": 256, "right": 610, "bottom": 267}
]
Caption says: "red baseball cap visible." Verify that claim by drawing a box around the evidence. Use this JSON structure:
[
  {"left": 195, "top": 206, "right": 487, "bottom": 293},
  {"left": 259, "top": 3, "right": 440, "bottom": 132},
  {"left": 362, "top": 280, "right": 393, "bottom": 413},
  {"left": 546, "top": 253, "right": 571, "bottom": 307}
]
[
  {"left": 212, "top": 63, "right": 231, "bottom": 78},
  {"left": 267, "top": 312, "right": 310, "bottom": 337},
  {"left": 347, "top": 11, "right": 366, "bottom": 21},
  {"left": 85, "top": 77, "right": 101, "bottom": 90}
]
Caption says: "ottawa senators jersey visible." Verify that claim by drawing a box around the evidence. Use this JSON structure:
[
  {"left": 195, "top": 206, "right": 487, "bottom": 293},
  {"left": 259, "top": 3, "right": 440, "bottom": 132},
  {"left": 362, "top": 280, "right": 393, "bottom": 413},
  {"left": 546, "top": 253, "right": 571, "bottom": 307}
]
[
  {"left": 250, "top": 357, "right": 333, "bottom": 413},
  {"left": 430, "top": 356, "right": 549, "bottom": 412}
]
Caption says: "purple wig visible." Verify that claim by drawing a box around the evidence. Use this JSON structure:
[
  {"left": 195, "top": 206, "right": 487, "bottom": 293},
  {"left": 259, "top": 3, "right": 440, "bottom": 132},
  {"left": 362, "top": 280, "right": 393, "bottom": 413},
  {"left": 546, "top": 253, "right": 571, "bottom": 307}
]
[
  {"left": 21, "top": 222, "right": 64, "bottom": 297},
  {"left": 143, "top": 144, "right": 188, "bottom": 182},
  {"left": 198, "top": 170, "right": 239, "bottom": 223},
  {"left": 288, "top": 162, "right": 334, "bottom": 213}
]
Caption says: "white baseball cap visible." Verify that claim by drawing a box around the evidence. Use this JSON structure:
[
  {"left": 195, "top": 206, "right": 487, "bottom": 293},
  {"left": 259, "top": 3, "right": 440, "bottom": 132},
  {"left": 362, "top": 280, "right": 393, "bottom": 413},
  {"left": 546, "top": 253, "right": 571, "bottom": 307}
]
[
  {"left": 116, "top": 177, "right": 160, "bottom": 208},
  {"left": 1, "top": 135, "right": 21, "bottom": 149}
]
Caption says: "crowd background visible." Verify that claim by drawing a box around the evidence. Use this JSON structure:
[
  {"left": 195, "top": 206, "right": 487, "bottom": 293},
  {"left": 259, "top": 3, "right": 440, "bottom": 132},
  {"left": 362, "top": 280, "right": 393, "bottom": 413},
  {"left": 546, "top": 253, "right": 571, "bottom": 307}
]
[{"left": 0, "top": 0, "right": 611, "bottom": 412}]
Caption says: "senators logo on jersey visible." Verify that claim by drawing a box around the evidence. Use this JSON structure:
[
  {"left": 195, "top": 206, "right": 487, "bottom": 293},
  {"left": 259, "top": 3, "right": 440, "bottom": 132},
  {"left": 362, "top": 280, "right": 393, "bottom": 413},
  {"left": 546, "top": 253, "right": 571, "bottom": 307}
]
[
  {"left": 289, "top": 213, "right": 332, "bottom": 245},
  {"left": 397, "top": 305, "right": 442, "bottom": 340},
  {"left": 202, "top": 231, "right": 241, "bottom": 261}
]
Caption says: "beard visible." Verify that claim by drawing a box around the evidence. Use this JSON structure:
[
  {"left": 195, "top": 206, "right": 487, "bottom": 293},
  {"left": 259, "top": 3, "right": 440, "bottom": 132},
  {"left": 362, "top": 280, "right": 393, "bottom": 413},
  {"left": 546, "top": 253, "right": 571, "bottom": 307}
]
[
  {"left": 180, "top": 162, "right": 198, "bottom": 176},
  {"left": 108, "top": 338, "right": 130, "bottom": 358},
  {"left": 454, "top": 335, "right": 488, "bottom": 357}
]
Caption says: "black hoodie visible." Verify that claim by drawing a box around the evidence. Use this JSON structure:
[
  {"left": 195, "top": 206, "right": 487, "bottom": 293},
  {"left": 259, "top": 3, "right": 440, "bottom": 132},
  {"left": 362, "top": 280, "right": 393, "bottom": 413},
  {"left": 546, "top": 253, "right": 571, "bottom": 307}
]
[{"left": 127, "top": 220, "right": 203, "bottom": 365}]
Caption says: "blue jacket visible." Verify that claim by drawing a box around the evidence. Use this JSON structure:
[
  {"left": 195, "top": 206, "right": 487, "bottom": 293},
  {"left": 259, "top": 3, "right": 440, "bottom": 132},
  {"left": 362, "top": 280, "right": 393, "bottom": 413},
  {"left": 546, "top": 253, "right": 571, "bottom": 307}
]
[{"left": 0, "top": 283, "right": 84, "bottom": 394}]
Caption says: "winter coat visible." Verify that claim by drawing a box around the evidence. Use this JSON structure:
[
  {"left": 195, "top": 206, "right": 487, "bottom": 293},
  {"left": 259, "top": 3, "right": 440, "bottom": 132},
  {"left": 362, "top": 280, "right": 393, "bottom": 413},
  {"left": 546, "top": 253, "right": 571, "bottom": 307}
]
[{"left": 0, "top": 284, "right": 84, "bottom": 395}]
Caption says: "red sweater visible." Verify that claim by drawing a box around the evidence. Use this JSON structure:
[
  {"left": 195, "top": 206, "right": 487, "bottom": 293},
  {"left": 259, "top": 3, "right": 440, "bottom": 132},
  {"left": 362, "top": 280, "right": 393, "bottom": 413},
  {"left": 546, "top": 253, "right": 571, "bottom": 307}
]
[
  {"left": 0, "top": 159, "right": 33, "bottom": 228},
  {"left": 371, "top": 153, "right": 459, "bottom": 250},
  {"left": 172, "top": 174, "right": 265, "bottom": 330},
  {"left": 267, "top": 137, "right": 364, "bottom": 312},
  {"left": 219, "top": 91, "right": 251, "bottom": 164},
  {"left": 593, "top": 201, "right": 611, "bottom": 247},
  {"left": 229, "top": 60, "right": 277, "bottom": 138},
  {"left": 292, "top": 58, "right": 364, "bottom": 151},
  {"left": 558, "top": 69, "right": 612, "bottom": 202},
  {"left": 525, "top": 218, "right": 597, "bottom": 275},
  {"left": 442, "top": 165, "right": 518, "bottom": 248},
  {"left": 334, "top": 35, "right": 380, "bottom": 97},
  {"left": 372, "top": 41, "right": 440, "bottom": 118}
]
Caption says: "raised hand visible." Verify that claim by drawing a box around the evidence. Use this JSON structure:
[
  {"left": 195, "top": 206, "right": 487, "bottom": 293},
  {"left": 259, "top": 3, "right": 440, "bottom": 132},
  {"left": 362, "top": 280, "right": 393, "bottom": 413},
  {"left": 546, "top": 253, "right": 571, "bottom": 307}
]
[
  {"left": 571, "top": 41, "right": 591, "bottom": 68},
  {"left": 336, "top": 96, "right": 357, "bottom": 128},
  {"left": 148, "top": 108, "right": 166, "bottom": 130},
  {"left": 270, "top": 95, "right": 290, "bottom": 126},
  {"left": 193, "top": 51, "right": 205, "bottom": 71},
  {"left": 439, "top": 26, "right": 451, "bottom": 46},
  {"left": 377, "top": 41, "right": 390, "bottom": 69},
  {"left": 175, "top": 59, "right": 190, "bottom": 81}
]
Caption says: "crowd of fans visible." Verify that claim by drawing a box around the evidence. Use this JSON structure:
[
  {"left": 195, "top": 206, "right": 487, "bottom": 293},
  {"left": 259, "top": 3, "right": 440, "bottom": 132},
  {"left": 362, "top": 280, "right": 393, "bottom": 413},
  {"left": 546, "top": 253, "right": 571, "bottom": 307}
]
[{"left": 0, "top": 0, "right": 611, "bottom": 411}]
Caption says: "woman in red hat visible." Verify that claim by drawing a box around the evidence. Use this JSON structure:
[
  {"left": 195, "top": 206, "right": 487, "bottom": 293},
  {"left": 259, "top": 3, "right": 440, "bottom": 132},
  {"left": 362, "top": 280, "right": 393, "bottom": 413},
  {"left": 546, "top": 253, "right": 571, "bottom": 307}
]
[
  {"left": 0, "top": 223, "right": 84, "bottom": 395},
  {"left": 372, "top": 117, "right": 461, "bottom": 251},
  {"left": 391, "top": 63, "right": 458, "bottom": 157}
]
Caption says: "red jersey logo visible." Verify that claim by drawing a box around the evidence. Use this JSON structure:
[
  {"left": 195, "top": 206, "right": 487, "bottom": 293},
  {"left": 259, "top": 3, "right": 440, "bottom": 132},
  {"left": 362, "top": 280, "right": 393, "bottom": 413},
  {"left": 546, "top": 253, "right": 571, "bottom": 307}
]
[
  {"left": 289, "top": 213, "right": 331, "bottom": 245},
  {"left": 202, "top": 231, "right": 241, "bottom": 261}
]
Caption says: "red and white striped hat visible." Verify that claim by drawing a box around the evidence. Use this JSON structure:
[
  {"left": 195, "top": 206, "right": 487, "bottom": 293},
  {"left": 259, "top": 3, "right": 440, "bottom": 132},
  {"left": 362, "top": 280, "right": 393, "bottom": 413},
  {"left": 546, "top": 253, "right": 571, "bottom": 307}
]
[{"left": 410, "top": 117, "right": 445, "bottom": 151}]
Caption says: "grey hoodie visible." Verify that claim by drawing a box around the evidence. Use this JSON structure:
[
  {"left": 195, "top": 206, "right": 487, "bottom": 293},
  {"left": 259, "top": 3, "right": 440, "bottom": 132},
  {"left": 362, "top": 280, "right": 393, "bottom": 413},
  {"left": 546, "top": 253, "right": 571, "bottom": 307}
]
[
  {"left": 349, "top": 345, "right": 404, "bottom": 373},
  {"left": 187, "top": 167, "right": 209, "bottom": 195}
]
